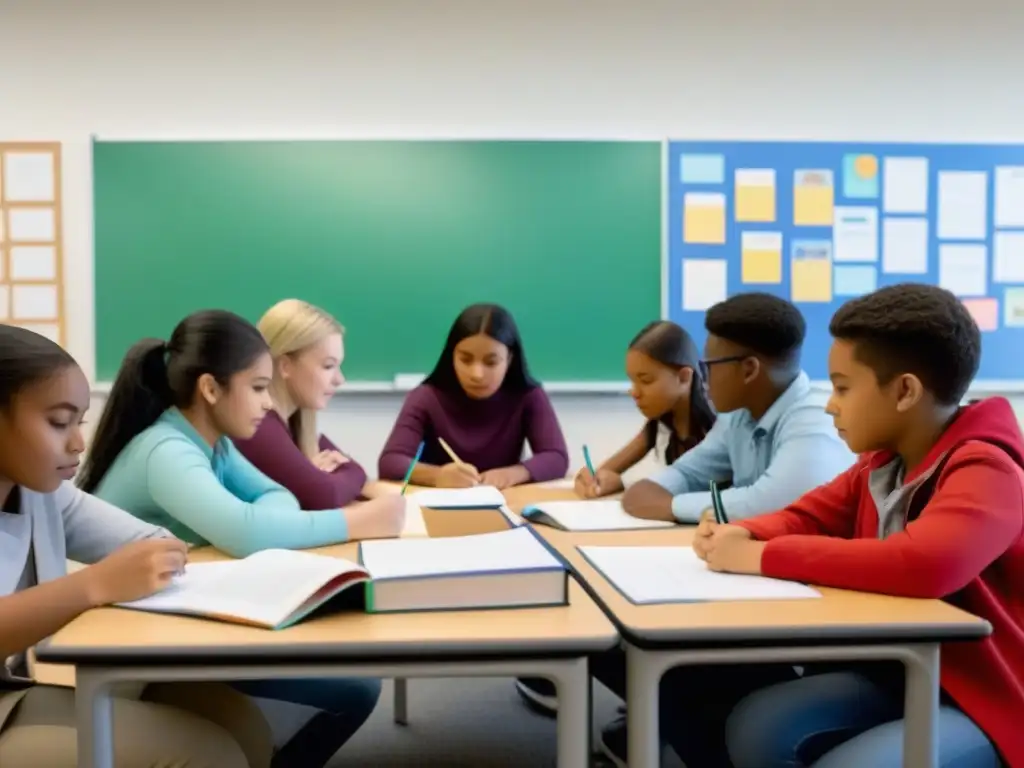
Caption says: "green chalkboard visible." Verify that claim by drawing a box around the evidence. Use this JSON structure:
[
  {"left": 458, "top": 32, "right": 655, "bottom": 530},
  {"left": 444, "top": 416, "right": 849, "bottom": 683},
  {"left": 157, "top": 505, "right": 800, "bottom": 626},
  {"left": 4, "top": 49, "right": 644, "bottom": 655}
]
[{"left": 93, "top": 140, "right": 662, "bottom": 383}]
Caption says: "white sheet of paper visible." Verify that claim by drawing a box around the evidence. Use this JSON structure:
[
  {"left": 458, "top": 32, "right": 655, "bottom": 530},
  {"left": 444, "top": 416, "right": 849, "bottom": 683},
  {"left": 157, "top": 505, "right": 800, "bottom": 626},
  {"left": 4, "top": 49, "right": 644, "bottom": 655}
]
[
  {"left": 995, "top": 166, "right": 1024, "bottom": 228},
  {"left": 400, "top": 499, "right": 427, "bottom": 538},
  {"left": 993, "top": 231, "right": 1024, "bottom": 284},
  {"left": 10, "top": 246, "right": 57, "bottom": 281},
  {"left": 939, "top": 244, "right": 988, "bottom": 297},
  {"left": 883, "top": 157, "right": 928, "bottom": 214},
  {"left": 8, "top": 208, "right": 55, "bottom": 242},
  {"left": 833, "top": 206, "right": 879, "bottom": 263},
  {"left": 11, "top": 285, "right": 58, "bottom": 321},
  {"left": 881, "top": 218, "right": 929, "bottom": 274},
  {"left": 938, "top": 171, "right": 988, "bottom": 240},
  {"left": 360, "top": 526, "right": 561, "bottom": 580},
  {"left": 525, "top": 500, "right": 675, "bottom": 531},
  {"left": 578, "top": 545, "right": 820, "bottom": 604},
  {"left": 682, "top": 258, "right": 727, "bottom": 311},
  {"left": 2, "top": 152, "right": 55, "bottom": 202},
  {"left": 409, "top": 485, "right": 506, "bottom": 508}
]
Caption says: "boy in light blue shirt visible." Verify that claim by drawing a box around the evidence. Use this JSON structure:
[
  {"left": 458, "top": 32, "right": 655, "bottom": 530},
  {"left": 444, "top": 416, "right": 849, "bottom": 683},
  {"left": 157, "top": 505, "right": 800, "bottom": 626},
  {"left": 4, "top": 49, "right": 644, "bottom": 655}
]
[{"left": 598, "top": 293, "right": 855, "bottom": 768}]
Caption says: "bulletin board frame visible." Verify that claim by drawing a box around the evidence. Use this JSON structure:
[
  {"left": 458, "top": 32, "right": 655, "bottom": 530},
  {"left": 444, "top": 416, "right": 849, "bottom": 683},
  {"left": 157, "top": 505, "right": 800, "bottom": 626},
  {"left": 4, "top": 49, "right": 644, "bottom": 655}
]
[
  {"left": 0, "top": 142, "right": 65, "bottom": 347},
  {"left": 666, "top": 140, "right": 1024, "bottom": 385}
]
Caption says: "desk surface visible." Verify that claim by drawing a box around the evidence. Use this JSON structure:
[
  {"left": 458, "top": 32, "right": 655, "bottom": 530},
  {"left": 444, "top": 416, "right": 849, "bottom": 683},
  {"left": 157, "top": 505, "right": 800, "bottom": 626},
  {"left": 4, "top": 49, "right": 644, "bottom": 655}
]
[
  {"left": 38, "top": 533, "right": 617, "bottom": 665},
  {"left": 533, "top": 525, "right": 992, "bottom": 647}
]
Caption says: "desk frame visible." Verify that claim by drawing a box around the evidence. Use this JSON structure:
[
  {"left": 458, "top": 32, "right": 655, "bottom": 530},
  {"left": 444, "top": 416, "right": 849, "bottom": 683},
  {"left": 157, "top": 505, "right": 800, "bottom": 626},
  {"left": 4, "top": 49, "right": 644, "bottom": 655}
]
[
  {"left": 75, "top": 655, "right": 592, "bottom": 768},
  {"left": 625, "top": 641, "right": 939, "bottom": 768}
]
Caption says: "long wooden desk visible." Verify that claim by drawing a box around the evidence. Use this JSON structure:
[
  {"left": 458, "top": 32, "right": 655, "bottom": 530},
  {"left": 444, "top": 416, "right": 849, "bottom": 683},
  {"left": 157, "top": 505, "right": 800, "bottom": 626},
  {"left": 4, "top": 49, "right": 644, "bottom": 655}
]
[
  {"left": 508, "top": 485, "right": 992, "bottom": 768},
  {"left": 37, "top": 508, "right": 617, "bottom": 768}
]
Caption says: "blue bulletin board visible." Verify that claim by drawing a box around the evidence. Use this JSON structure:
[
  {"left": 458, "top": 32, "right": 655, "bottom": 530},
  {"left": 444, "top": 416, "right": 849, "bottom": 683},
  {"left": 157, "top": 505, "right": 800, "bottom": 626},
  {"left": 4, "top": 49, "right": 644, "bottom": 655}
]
[{"left": 666, "top": 141, "right": 1024, "bottom": 382}]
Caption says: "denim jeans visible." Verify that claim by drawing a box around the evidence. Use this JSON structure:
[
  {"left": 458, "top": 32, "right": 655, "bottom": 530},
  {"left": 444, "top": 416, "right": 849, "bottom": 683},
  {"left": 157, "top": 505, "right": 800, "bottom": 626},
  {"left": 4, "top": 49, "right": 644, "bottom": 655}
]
[
  {"left": 230, "top": 677, "right": 381, "bottom": 768},
  {"left": 726, "top": 670, "right": 1000, "bottom": 768}
]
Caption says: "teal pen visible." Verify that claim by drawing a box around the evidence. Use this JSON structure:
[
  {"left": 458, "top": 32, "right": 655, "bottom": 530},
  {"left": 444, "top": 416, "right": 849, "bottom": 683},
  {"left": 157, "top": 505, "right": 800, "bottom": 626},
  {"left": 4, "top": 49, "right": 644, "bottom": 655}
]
[
  {"left": 583, "top": 445, "right": 596, "bottom": 479},
  {"left": 401, "top": 441, "right": 425, "bottom": 495}
]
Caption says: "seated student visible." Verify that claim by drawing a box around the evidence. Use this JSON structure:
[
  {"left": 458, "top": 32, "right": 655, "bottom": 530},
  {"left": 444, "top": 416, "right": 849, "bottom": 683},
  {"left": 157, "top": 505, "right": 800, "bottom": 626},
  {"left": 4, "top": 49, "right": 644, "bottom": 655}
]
[
  {"left": 77, "top": 309, "right": 405, "bottom": 768},
  {"left": 705, "top": 284, "right": 1022, "bottom": 768},
  {"left": 575, "top": 320, "right": 716, "bottom": 498},
  {"left": 378, "top": 303, "right": 569, "bottom": 489},
  {"left": 591, "top": 293, "right": 857, "bottom": 767},
  {"left": 234, "top": 299, "right": 367, "bottom": 509},
  {"left": 0, "top": 325, "right": 273, "bottom": 768},
  {"left": 622, "top": 292, "right": 855, "bottom": 523}
]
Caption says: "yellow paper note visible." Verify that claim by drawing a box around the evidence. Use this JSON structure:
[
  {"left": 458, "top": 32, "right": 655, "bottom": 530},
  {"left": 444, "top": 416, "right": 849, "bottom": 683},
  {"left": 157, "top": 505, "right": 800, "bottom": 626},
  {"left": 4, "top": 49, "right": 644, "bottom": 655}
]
[
  {"left": 741, "top": 232, "right": 782, "bottom": 284},
  {"left": 683, "top": 192, "right": 726, "bottom": 244},
  {"left": 791, "top": 240, "right": 833, "bottom": 302},
  {"left": 735, "top": 169, "right": 776, "bottom": 222},
  {"left": 794, "top": 170, "right": 834, "bottom": 226}
]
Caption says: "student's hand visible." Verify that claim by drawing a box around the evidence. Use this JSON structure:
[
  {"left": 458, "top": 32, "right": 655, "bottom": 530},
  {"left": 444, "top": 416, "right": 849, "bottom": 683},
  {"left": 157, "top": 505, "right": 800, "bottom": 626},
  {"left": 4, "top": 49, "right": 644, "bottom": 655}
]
[
  {"left": 344, "top": 496, "right": 407, "bottom": 540},
  {"left": 436, "top": 462, "right": 481, "bottom": 488},
  {"left": 80, "top": 539, "right": 189, "bottom": 606},
  {"left": 313, "top": 450, "right": 349, "bottom": 472},
  {"left": 575, "top": 467, "right": 624, "bottom": 498},
  {"left": 693, "top": 509, "right": 751, "bottom": 561},
  {"left": 480, "top": 465, "right": 531, "bottom": 490},
  {"left": 704, "top": 536, "right": 767, "bottom": 576}
]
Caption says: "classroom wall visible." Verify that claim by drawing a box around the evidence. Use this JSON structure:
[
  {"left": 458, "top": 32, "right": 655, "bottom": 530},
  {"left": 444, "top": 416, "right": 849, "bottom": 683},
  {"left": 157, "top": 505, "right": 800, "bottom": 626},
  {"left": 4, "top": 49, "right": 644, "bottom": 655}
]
[{"left": 5, "top": 0, "right": 1024, "bottom": 467}]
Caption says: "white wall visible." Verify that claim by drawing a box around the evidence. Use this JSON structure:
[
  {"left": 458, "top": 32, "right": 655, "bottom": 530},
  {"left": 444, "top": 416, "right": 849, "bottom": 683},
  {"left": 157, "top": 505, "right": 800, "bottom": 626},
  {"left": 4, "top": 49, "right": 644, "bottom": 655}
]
[{"left": 4, "top": 0, "right": 1024, "bottom": 469}]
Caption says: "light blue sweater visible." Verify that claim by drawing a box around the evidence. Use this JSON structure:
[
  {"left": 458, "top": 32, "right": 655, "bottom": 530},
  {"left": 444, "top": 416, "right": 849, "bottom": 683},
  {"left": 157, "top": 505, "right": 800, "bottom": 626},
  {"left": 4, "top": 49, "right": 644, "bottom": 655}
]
[{"left": 93, "top": 408, "right": 349, "bottom": 557}]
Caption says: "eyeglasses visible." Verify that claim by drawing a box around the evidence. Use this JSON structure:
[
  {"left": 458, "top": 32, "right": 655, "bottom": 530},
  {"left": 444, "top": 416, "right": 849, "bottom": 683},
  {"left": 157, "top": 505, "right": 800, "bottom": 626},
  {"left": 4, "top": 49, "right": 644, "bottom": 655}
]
[{"left": 698, "top": 355, "right": 751, "bottom": 380}]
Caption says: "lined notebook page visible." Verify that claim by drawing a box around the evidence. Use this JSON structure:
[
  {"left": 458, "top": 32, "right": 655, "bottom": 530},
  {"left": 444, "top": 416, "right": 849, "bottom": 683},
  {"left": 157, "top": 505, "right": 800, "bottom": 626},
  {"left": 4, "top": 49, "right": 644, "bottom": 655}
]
[
  {"left": 410, "top": 485, "right": 506, "bottom": 508},
  {"left": 578, "top": 545, "right": 820, "bottom": 604},
  {"left": 361, "top": 527, "right": 561, "bottom": 580},
  {"left": 525, "top": 500, "right": 675, "bottom": 531}
]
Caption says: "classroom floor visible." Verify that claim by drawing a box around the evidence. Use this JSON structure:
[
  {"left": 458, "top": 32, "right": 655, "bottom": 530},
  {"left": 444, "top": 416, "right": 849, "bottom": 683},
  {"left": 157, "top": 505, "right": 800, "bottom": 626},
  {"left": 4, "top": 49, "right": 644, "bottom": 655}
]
[{"left": 325, "top": 676, "right": 685, "bottom": 767}]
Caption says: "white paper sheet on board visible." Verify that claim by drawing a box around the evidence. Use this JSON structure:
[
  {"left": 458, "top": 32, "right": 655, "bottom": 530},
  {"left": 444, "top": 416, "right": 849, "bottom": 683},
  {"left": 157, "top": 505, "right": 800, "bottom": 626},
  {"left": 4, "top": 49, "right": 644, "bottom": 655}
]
[
  {"left": 2, "top": 152, "right": 55, "bottom": 202},
  {"left": 938, "top": 244, "right": 987, "bottom": 297},
  {"left": 994, "top": 231, "right": 1024, "bottom": 284},
  {"left": 995, "top": 167, "right": 1024, "bottom": 228},
  {"left": 682, "top": 259, "right": 727, "bottom": 311},
  {"left": 1005, "top": 288, "right": 1024, "bottom": 328},
  {"left": 833, "top": 206, "right": 879, "bottom": 262},
  {"left": 882, "top": 218, "right": 929, "bottom": 274},
  {"left": 883, "top": 157, "right": 928, "bottom": 214},
  {"left": 937, "top": 172, "right": 987, "bottom": 240}
]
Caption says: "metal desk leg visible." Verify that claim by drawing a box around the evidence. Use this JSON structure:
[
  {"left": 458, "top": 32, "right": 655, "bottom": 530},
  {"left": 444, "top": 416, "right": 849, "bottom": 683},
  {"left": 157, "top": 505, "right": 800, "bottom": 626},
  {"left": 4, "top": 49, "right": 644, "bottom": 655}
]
[
  {"left": 76, "top": 669, "right": 115, "bottom": 768},
  {"left": 553, "top": 657, "right": 590, "bottom": 768},
  {"left": 902, "top": 643, "right": 940, "bottom": 768},
  {"left": 393, "top": 677, "right": 409, "bottom": 725},
  {"left": 626, "top": 643, "right": 663, "bottom": 768}
]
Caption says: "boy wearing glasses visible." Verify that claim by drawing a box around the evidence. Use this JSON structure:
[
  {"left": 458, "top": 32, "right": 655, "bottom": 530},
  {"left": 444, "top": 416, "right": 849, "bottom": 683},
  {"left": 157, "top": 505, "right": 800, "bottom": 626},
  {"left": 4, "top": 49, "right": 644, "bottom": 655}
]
[{"left": 623, "top": 292, "right": 855, "bottom": 523}]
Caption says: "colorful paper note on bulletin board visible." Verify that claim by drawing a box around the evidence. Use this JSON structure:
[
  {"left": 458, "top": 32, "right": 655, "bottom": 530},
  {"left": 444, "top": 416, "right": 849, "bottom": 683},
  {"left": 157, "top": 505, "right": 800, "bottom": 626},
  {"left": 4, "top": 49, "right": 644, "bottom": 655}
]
[{"left": 666, "top": 139, "right": 1024, "bottom": 382}]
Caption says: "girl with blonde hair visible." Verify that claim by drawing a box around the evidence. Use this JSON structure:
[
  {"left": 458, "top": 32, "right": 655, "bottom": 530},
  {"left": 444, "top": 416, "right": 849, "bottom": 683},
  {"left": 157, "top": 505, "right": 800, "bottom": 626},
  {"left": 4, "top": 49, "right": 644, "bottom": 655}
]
[{"left": 234, "top": 299, "right": 369, "bottom": 508}]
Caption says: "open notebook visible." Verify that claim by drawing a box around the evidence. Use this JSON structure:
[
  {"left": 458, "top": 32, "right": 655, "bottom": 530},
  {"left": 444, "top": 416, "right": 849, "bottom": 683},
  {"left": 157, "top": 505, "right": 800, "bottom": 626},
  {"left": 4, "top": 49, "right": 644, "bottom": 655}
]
[
  {"left": 359, "top": 526, "right": 567, "bottom": 613},
  {"left": 522, "top": 500, "right": 676, "bottom": 531},
  {"left": 117, "top": 528, "right": 567, "bottom": 628},
  {"left": 409, "top": 486, "right": 506, "bottom": 509},
  {"left": 578, "top": 545, "right": 821, "bottom": 604}
]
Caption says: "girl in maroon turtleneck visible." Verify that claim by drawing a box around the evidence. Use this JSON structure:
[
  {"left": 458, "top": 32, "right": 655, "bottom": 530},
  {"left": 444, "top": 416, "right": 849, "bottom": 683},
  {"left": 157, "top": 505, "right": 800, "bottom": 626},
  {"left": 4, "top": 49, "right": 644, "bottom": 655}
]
[{"left": 377, "top": 303, "right": 569, "bottom": 490}]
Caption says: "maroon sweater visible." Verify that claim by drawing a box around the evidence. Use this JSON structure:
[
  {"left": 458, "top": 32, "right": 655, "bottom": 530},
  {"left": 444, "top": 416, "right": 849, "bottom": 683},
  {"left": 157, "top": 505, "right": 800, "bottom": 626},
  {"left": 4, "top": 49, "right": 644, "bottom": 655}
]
[
  {"left": 377, "top": 384, "right": 569, "bottom": 482},
  {"left": 233, "top": 410, "right": 368, "bottom": 510}
]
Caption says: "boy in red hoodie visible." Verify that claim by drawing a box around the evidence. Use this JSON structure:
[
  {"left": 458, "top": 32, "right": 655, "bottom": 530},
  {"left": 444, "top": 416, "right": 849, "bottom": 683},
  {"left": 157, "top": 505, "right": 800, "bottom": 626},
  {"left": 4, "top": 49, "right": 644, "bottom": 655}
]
[{"left": 697, "top": 284, "right": 1023, "bottom": 767}]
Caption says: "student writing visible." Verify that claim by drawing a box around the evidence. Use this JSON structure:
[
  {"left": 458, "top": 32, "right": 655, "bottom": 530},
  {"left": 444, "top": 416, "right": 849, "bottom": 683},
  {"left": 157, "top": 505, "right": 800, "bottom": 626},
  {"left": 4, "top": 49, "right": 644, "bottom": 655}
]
[
  {"left": 77, "top": 309, "right": 399, "bottom": 768},
  {"left": 378, "top": 303, "right": 569, "bottom": 489},
  {"left": 0, "top": 325, "right": 273, "bottom": 768},
  {"left": 623, "top": 292, "right": 855, "bottom": 522},
  {"left": 234, "top": 299, "right": 368, "bottom": 509},
  {"left": 575, "top": 320, "right": 715, "bottom": 498},
  {"left": 699, "top": 285, "right": 1022, "bottom": 768}
]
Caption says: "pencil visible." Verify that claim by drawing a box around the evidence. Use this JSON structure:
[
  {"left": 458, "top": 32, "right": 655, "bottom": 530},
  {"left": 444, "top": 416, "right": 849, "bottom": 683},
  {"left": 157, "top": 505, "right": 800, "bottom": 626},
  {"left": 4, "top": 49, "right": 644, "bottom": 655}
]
[
  {"left": 437, "top": 437, "right": 463, "bottom": 465},
  {"left": 400, "top": 441, "right": 425, "bottom": 495}
]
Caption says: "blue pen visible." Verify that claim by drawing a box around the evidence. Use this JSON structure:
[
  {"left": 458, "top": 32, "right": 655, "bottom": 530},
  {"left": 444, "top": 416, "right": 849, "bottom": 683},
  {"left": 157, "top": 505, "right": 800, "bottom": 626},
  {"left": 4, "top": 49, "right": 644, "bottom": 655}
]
[
  {"left": 583, "top": 445, "right": 596, "bottom": 483},
  {"left": 400, "top": 441, "right": 425, "bottom": 495}
]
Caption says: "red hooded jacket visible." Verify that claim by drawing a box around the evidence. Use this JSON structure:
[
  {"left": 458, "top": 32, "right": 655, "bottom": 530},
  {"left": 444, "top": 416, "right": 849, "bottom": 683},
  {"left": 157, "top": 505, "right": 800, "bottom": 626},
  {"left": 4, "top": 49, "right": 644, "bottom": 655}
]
[{"left": 738, "top": 397, "right": 1024, "bottom": 766}]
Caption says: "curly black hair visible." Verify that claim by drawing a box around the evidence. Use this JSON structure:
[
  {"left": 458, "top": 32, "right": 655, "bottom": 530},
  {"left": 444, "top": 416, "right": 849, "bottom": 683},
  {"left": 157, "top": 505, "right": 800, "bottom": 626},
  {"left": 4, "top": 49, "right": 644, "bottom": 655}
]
[
  {"left": 828, "top": 283, "right": 980, "bottom": 405},
  {"left": 704, "top": 292, "right": 806, "bottom": 363}
]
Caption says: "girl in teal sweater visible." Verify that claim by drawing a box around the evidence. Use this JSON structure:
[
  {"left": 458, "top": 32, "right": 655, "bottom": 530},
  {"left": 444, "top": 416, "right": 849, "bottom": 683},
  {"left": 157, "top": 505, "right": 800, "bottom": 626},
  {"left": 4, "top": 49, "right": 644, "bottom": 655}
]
[{"left": 78, "top": 309, "right": 403, "bottom": 768}]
